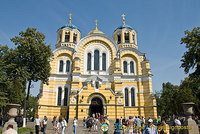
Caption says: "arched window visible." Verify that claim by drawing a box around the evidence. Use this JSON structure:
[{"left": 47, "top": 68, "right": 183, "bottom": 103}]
[
  {"left": 102, "top": 53, "right": 106, "bottom": 71},
  {"left": 59, "top": 60, "right": 64, "bottom": 72},
  {"left": 125, "top": 32, "right": 129, "bottom": 43},
  {"left": 66, "top": 60, "right": 70, "bottom": 72},
  {"left": 65, "top": 31, "right": 70, "bottom": 42},
  {"left": 94, "top": 50, "right": 99, "bottom": 70},
  {"left": 87, "top": 53, "right": 91, "bottom": 70},
  {"left": 57, "top": 87, "right": 62, "bottom": 106},
  {"left": 125, "top": 88, "right": 129, "bottom": 106},
  {"left": 123, "top": 61, "right": 127, "bottom": 73},
  {"left": 131, "top": 88, "right": 135, "bottom": 106},
  {"left": 117, "top": 33, "right": 121, "bottom": 44},
  {"left": 130, "top": 61, "right": 134, "bottom": 73},
  {"left": 64, "top": 87, "right": 68, "bottom": 106},
  {"left": 73, "top": 33, "right": 77, "bottom": 43}
]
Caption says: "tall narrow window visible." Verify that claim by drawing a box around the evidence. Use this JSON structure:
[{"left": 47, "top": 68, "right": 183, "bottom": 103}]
[
  {"left": 59, "top": 60, "right": 64, "bottom": 72},
  {"left": 125, "top": 32, "right": 129, "bottom": 43},
  {"left": 131, "top": 88, "right": 135, "bottom": 106},
  {"left": 65, "top": 31, "right": 70, "bottom": 42},
  {"left": 94, "top": 50, "right": 99, "bottom": 70},
  {"left": 102, "top": 53, "right": 106, "bottom": 71},
  {"left": 132, "top": 34, "right": 135, "bottom": 43},
  {"left": 123, "top": 61, "right": 127, "bottom": 73},
  {"left": 57, "top": 87, "right": 62, "bottom": 106},
  {"left": 87, "top": 53, "right": 91, "bottom": 70},
  {"left": 117, "top": 33, "right": 121, "bottom": 44},
  {"left": 125, "top": 88, "right": 129, "bottom": 106},
  {"left": 64, "top": 87, "right": 68, "bottom": 106},
  {"left": 66, "top": 60, "right": 70, "bottom": 72},
  {"left": 130, "top": 61, "right": 134, "bottom": 73},
  {"left": 58, "top": 32, "right": 62, "bottom": 43},
  {"left": 73, "top": 33, "right": 77, "bottom": 43}
]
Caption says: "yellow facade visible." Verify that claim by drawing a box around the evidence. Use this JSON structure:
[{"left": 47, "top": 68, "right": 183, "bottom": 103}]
[{"left": 37, "top": 15, "right": 157, "bottom": 120}]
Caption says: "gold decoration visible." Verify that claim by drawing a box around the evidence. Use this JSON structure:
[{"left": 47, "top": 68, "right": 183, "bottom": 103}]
[
  {"left": 122, "top": 14, "right": 125, "bottom": 25},
  {"left": 69, "top": 13, "right": 72, "bottom": 24}
]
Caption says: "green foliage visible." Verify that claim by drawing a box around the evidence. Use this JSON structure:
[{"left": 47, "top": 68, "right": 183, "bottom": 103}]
[
  {"left": 181, "top": 27, "right": 200, "bottom": 79},
  {"left": 10, "top": 27, "right": 53, "bottom": 119},
  {"left": 156, "top": 80, "right": 199, "bottom": 117},
  {"left": 26, "top": 96, "right": 37, "bottom": 119},
  {"left": 18, "top": 127, "right": 35, "bottom": 134}
]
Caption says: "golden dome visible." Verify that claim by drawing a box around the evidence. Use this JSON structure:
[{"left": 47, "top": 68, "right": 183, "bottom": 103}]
[{"left": 88, "top": 20, "right": 104, "bottom": 35}]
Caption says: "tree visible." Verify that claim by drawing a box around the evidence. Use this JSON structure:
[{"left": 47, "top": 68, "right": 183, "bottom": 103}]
[
  {"left": 26, "top": 96, "right": 37, "bottom": 119},
  {"left": 10, "top": 28, "right": 53, "bottom": 126},
  {"left": 181, "top": 27, "right": 200, "bottom": 79},
  {"left": 0, "top": 45, "right": 26, "bottom": 114}
]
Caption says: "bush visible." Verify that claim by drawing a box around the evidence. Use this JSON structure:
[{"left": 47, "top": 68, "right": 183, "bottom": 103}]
[{"left": 18, "top": 127, "right": 35, "bottom": 134}]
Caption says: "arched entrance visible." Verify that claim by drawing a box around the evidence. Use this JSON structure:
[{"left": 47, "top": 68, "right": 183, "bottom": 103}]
[{"left": 89, "top": 97, "right": 103, "bottom": 116}]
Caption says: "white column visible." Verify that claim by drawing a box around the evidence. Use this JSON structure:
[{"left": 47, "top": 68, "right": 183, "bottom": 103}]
[
  {"left": 91, "top": 53, "right": 94, "bottom": 70},
  {"left": 100, "top": 53, "right": 102, "bottom": 71}
]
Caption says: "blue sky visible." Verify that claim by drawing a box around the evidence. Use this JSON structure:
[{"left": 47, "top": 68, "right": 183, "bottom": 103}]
[{"left": 1, "top": 0, "right": 200, "bottom": 96}]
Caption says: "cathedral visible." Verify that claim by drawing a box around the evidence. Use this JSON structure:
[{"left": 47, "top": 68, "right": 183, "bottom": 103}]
[{"left": 36, "top": 14, "right": 157, "bottom": 120}]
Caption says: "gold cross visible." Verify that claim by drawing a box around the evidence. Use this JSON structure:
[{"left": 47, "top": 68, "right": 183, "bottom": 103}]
[
  {"left": 69, "top": 13, "right": 72, "bottom": 24},
  {"left": 95, "top": 20, "right": 98, "bottom": 30},
  {"left": 121, "top": 14, "right": 125, "bottom": 25}
]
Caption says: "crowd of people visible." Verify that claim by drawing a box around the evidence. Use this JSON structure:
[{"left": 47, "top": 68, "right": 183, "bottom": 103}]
[{"left": 30, "top": 113, "right": 200, "bottom": 134}]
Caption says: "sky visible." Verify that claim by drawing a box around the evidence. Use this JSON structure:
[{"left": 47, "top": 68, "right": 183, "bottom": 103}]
[{"left": 0, "top": 0, "right": 200, "bottom": 96}]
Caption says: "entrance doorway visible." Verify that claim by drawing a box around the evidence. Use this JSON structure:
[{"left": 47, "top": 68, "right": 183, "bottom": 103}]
[{"left": 89, "top": 97, "right": 103, "bottom": 116}]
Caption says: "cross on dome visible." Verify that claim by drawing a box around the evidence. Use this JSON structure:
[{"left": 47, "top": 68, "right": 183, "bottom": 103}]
[
  {"left": 69, "top": 13, "right": 72, "bottom": 24},
  {"left": 122, "top": 14, "right": 126, "bottom": 25},
  {"left": 95, "top": 20, "right": 98, "bottom": 30}
]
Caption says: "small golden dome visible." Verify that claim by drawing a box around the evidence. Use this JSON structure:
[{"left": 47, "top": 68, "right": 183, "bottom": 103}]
[{"left": 88, "top": 20, "right": 104, "bottom": 35}]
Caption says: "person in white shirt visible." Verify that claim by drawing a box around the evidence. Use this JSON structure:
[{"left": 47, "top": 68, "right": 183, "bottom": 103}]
[
  {"left": 3, "top": 124, "right": 18, "bottom": 134},
  {"left": 73, "top": 117, "right": 78, "bottom": 134},
  {"left": 55, "top": 120, "right": 61, "bottom": 134},
  {"left": 61, "top": 117, "right": 67, "bottom": 134},
  {"left": 34, "top": 115, "right": 41, "bottom": 134},
  {"left": 42, "top": 116, "right": 48, "bottom": 134}
]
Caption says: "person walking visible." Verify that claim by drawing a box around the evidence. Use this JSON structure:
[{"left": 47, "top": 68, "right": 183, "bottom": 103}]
[
  {"left": 55, "top": 120, "right": 61, "bottom": 134},
  {"left": 73, "top": 117, "right": 78, "bottom": 134},
  {"left": 127, "top": 116, "right": 134, "bottom": 134},
  {"left": 61, "top": 117, "right": 67, "bottom": 134},
  {"left": 142, "top": 119, "right": 158, "bottom": 134},
  {"left": 135, "top": 116, "right": 141, "bottom": 134},
  {"left": 83, "top": 117, "right": 86, "bottom": 128},
  {"left": 42, "top": 116, "right": 48, "bottom": 134},
  {"left": 93, "top": 118, "right": 98, "bottom": 132},
  {"left": 114, "top": 119, "right": 121, "bottom": 134},
  {"left": 34, "top": 115, "right": 41, "bottom": 134}
]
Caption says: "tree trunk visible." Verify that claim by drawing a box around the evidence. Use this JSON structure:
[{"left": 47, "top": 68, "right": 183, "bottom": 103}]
[{"left": 23, "top": 80, "right": 31, "bottom": 127}]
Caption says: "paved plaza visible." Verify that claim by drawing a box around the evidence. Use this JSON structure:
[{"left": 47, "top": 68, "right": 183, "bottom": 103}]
[{"left": 26, "top": 120, "right": 130, "bottom": 134}]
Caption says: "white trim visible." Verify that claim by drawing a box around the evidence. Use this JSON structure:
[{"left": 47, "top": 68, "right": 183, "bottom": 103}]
[
  {"left": 55, "top": 84, "right": 71, "bottom": 106},
  {"left": 122, "top": 57, "right": 136, "bottom": 75},
  {"left": 57, "top": 56, "right": 71, "bottom": 74},
  {"left": 84, "top": 42, "right": 110, "bottom": 75},
  {"left": 122, "top": 85, "right": 138, "bottom": 106}
]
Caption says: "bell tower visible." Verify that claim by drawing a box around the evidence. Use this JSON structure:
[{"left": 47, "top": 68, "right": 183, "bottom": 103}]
[
  {"left": 113, "top": 14, "right": 138, "bottom": 49},
  {"left": 56, "top": 13, "right": 81, "bottom": 48}
]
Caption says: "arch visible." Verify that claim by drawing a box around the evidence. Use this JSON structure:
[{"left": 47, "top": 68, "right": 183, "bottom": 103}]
[
  {"left": 75, "top": 34, "right": 118, "bottom": 57},
  {"left": 94, "top": 49, "right": 100, "bottom": 70},
  {"left": 87, "top": 93, "right": 106, "bottom": 105},
  {"left": 89, "top": 97, "right": 103, "bottom": 116},
  {"left": 59, "top": 60, "right": 64, "bottom": 72}
]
